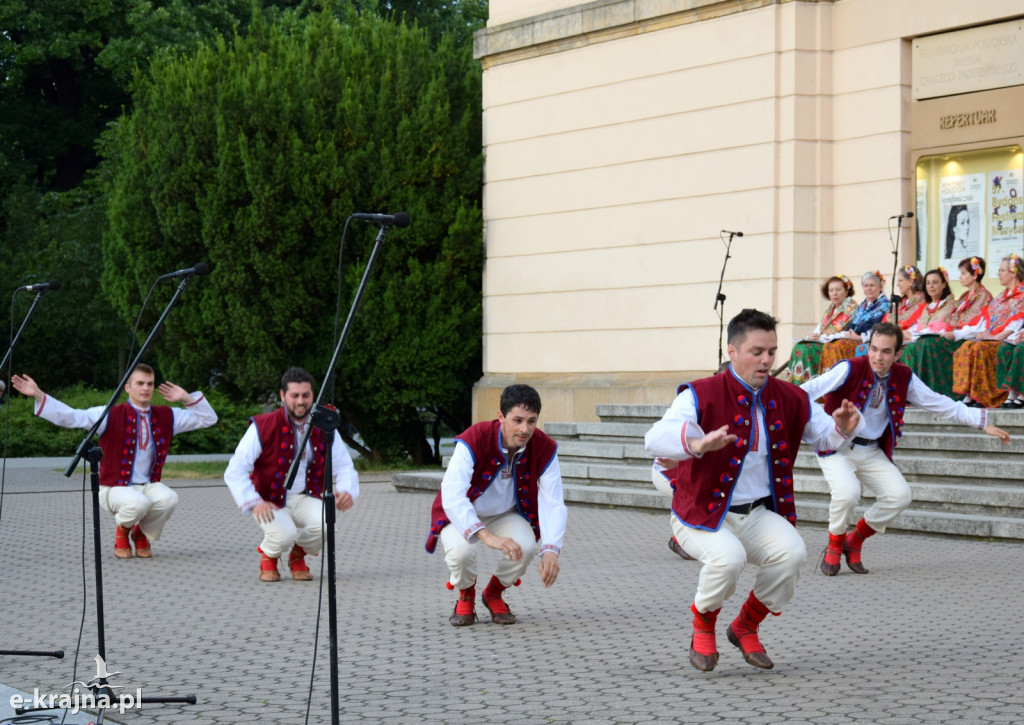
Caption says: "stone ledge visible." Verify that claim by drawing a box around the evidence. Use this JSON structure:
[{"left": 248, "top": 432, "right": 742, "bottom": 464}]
[{"left": 474, "top": 0, "right": 829, "bottom": 64}]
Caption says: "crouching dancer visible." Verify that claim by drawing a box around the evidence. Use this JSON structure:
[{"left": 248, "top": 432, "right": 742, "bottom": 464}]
[
  {"left": 224, "top": 367, "right": 359, "bottom": 582},
  {"left": 645, "top": 309, "right": 861, "bottom": 671},
  {"left": 424, "top": 384, "right": 567, "bottom": 626},
  {"left": 12, "top": 365, "right": 217, "bottom": 558}
]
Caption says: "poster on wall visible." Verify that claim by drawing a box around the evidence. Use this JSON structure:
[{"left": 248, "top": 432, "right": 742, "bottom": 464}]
[
  {"left": 939, "top": 173, "right": 985, "bottom": 272},
  {"left": 916, "top": 179, "right": 927, "bottom": 272},
  {"left": 987, "top": 170, "right": 1024, "bottom": 265}
]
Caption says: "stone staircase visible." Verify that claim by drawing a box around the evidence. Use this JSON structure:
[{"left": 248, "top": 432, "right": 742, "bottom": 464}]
[{"left": 393, "top": 404, "right": 1024, "bottom": 541}]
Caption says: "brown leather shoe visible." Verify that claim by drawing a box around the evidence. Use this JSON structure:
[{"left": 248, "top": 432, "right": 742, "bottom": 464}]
[
  {"left": 669, "top": 537, "right": 695, "bottom": 561},
  {"left": 114, "top": 526, "right": 133, "bottom": 559},
  {"left": 818, "top": 547, "right": 840, "bottom": 576},
  {"left": 482, "top": 589, "right": 516, "bottom": 625},
  {"left": 843, "top": 541, "right": 869, "bottom": 574},
  {"left": 688, "top": 636, "right": 719, "bottom": 672},
  {"left": 131, "top": 525, "right": 151, "bottom": 558},
  {"left": 727, "top": 625, "right": 774, "bottom": 669}
]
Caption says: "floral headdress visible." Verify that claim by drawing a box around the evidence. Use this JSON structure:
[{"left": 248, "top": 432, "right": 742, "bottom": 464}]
[
  {"left": 902, "top": 265, "right": 919, "bottom": 281},
  {"left": 969, "top": 257, "right": 982, "bottom": 276},
  {"left": 936, "top": 266, "right": 949, "bottom": 284},
  {"left": 835, "top": 273, "right": 854, "bottom": 295},
  {"left": 873, "top": 270, "right": 885, "bottom": 285},
  {"left": 1010, "top": 254, "right": 1021, "bottom": 275}
]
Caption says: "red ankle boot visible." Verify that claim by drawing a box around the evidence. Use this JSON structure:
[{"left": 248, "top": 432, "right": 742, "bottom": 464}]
[
  {"left": 820, "top": 532, "right": 845, "bottom": 576},
  {"left": 131, "top": 525, "right": 151, "bottom": 558},
  {"left": 449, "top": 584, "right": 476, "bottom": 626},
  {"left": 288, "top": 545, "right": 313, "bottom": 581},
  {"left": 689, "top": 603, "right": 720, "bottom": 671},
  {"left": 258, "top": 547, "right": 280, "bottom": 582},
  {"left": 844, "top": 518, "right": 875, "bottom": 574},
  {"left": 114, "top": 526, "right": 133, "bottom": 559},
  {"left": 482, "top": 575, "right": 517, "bottom": 625},
  {"left": 727, "top": 591, "right": 774, "bottom": 669}
]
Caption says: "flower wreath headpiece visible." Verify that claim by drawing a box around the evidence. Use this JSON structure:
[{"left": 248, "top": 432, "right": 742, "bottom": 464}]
[
  {"left": 903, "top": 265, "right": 918, "bottom": 281},
  {"left": 835, "top": 273, "right": 854, "bottom": 295}
]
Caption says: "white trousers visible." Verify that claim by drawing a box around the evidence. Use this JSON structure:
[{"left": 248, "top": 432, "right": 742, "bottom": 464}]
[
  {"left": 816, "top": 445, "right": 911, "bottom": 535},
  {"left": 258, "top": 493, "right": 325, "bottom": 559},
  {"left": 99, "top": 482, "right": 178, "bottom": 540},
  {"left": 671, "top": 505, "right": 807, "bottom": 614},
  {"left": 439, "top": 511, "right": 538, "bottom": 591},
  {"left": 651, "top": 468, "right": 674, "bottom": 497}
]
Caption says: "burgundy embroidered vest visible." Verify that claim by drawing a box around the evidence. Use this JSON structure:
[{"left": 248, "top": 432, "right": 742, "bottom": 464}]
[
  {"left": 671, "top": 371, "right": 810, "bottom": 531},
  {"left": 820, "top": 356, "right": 911, "bottom": 462},
  {"left": 425, "top": 419, "right": 558, "bottom": 553},
  {"left": 99, "top": 404, "right": 174, "bottom": 487},
  {"left": 250, "top": 407, "right": 327, "bottom": 506}
]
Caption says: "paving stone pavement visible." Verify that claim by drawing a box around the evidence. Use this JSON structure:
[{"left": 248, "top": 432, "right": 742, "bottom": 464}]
[{"left": 1, "top": 464, "right": 1022, "bottom": 724}]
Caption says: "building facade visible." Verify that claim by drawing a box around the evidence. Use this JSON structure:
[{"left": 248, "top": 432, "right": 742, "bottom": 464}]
[{"left": 472, "top": 0, "right": 1024, "bottom": 422}]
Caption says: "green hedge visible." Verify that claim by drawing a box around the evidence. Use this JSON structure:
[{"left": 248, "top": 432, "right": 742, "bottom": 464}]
[{"left": 1, "top": 385, "right": 262, "bottom": 457}]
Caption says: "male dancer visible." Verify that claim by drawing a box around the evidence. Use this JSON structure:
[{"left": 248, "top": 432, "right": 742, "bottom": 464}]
[
  {"left": 224, "top": 367, "right": 359, "bottom": 582},
  {"left": 425, "top": 384, "right": 567, "bottom": 626},
  {"left": 645, "top": 309, "right": 862, "bottom": 671},
  {"left": 801, "top": 322, "right": 1009, "bottom": 575},
  {"left": 12, "top": 365, "right": 217, "bottom": 558}
]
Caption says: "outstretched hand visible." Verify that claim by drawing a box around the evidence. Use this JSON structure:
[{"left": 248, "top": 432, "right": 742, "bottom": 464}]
[
  {"left": 687, "top": 425, "right": 738, "bottom": 455},
  {"left": 158, "top": 381, "right": 194, "bottom": 405},
  {"left": 11, "top": 374, "right": 43, "bottom": 401},
  {"left": 985, "top": 424, "right": 1011, "bottom": 445},
  {"left": 832, "top": 399, "right": 861, "bottom": 436}
]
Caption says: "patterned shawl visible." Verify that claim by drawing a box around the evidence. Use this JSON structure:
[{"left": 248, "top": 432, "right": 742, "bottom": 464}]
[
  {"left": 950, "top": 284, "right": 994, "bottom": 329},
  {"left": 819, "top": 296, "right": 858, "bottom": 335},
  {"left": 982, "top": 284, "right": 1024, "bottom": 334},
  {"left": 845, "top": 295, "right": 889, "bottom": 334}
]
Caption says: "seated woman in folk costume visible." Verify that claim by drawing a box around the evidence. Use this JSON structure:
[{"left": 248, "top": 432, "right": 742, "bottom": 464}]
[
  {"left": 787, "top": 274, "right": 857, "bottom": 384},
  {"left": 819, "top": 271, "right": 890, "bottom": 371},
  {"left": 882, "top": 265, "right": 927, "bottom": 330},
  {"left": 947, "top": 254, "right": 1024, "bottom": 408},
  {"left": 902, "top": 257, "right": 992, "bottom": 398}
]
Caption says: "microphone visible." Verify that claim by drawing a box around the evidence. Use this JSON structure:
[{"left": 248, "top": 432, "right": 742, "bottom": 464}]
[
  {"left": 16, "top": 280, "right": 60, "bottom": 293},
  {"left": 721, "top": 230, "right": 744, "bottom": 237},
  {"left": 157, "top": 262, "right": 209, "bottom": 282},
  {"left": 352, "top": 212, "right": 411, "bottom": 228},
  {"left": 889, "top": 211, "right": 915, "bottom": 219}
]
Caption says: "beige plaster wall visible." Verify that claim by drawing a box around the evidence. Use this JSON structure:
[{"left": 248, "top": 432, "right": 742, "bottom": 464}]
[{"left": 476, "top": 0, "right": 1024, "bottom": 422}]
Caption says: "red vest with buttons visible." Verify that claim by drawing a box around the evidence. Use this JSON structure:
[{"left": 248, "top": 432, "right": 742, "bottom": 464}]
[
  {"left": 249, "top": 407, "right": 327, "bottom": 506},
  {"left": 671, "top": 370, "right": 810, "bottom": 531},
  {"left": 819, "top": 356, "right": 911, "bottom": 462},
  {"left": 424, "top": 419, "right": 558, "bottom": 554},
  {"left": 98, "top": 404, "right": 174, "bottom": 487}
]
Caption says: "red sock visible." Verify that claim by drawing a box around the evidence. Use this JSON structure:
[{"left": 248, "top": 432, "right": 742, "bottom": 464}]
[
  {"left": 455, "top": 585, "right": 475, "bottom": 616},
  {"left": 847, "top": 518, "right": 876, "bottom": 550},
  {"left": 824, "top": 532, "right": 845, "bottom": 566},
  {"left": 483, "top": 575, "right": 511, "bottom": 614},
  {"left": 690, "top": 603, "right": 720, "bottom": 656},
  {"left": 731, "top": 591, "right": 770, "bottom": 653}
]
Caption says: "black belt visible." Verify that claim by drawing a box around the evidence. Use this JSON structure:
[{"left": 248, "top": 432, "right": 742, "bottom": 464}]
[
  {"left": 851, "top": 436, "right": 879, "bottom": 446},
  {"left": 728, "top": 496, "right": 772, "bottom": 515}
]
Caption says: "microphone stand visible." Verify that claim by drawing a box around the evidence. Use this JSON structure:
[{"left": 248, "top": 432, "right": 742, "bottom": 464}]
[
  {"left": 284, "top": 222, "right": 392, "bottom": 725},
  {"left": 1, "top": 289, "right": 65, "bottom": 660},
  {"left": 713, "top": 232, "right": 738, "bottom": 368},
  {"left": 889, "top": 215, "right": 908, "bottom": 325},
  {"left": 20, "top": 276, "right": 201, "bottom": 718}
]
